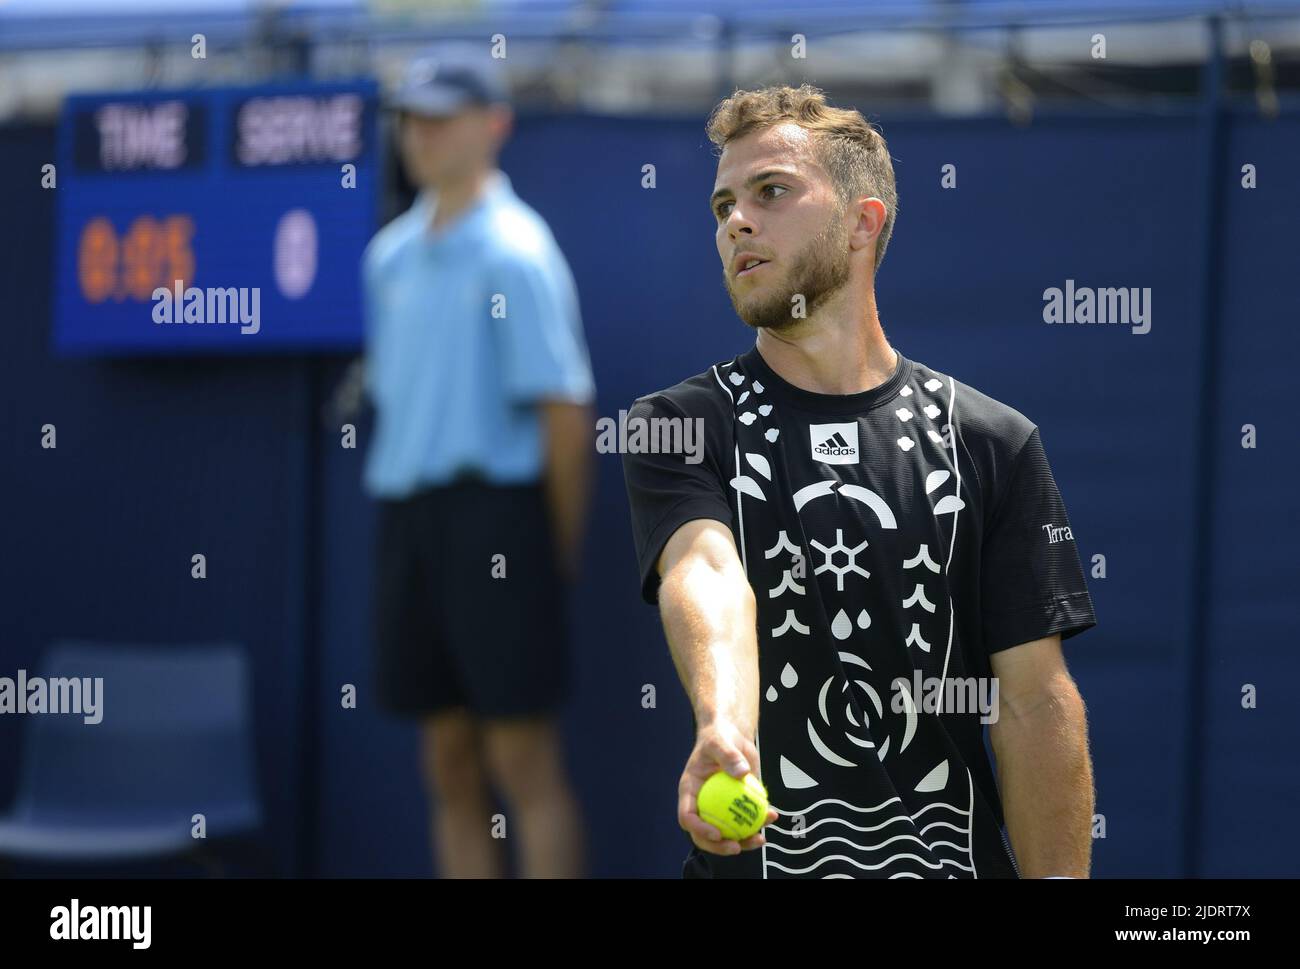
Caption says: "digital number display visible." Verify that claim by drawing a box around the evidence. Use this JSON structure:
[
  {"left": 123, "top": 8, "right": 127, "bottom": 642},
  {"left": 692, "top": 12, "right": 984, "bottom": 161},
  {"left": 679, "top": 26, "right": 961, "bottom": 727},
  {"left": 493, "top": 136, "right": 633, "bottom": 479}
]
[{"left": 78, "top": 215, "right": 196, "bottom": 302}]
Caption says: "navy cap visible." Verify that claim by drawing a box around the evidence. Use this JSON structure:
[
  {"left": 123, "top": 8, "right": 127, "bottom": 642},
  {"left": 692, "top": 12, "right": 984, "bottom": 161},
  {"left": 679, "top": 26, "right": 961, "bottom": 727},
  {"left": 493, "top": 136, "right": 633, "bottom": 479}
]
[{"left": 387, "top": 51, "right": 510, "bottom": 117}]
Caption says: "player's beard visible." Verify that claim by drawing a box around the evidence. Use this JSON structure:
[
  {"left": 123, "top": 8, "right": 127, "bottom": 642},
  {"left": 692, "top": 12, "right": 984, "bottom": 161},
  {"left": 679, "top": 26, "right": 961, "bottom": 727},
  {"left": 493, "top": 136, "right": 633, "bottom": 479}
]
[{"left": 725, "top": 214, "right": 852, "bottom": 332}]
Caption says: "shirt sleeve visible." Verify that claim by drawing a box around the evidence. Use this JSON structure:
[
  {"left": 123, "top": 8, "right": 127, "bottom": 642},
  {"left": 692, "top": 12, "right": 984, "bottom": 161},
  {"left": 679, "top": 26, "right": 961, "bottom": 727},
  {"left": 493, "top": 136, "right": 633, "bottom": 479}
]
[
  {"left": 621, "top": 394, "right": 734, "bottom": 605},
  {"left": 980, "top": 427, "right": 1097, "bottom": 654},
  {"left": 491, "top": 248, "right": 595, "bottom": 405}
]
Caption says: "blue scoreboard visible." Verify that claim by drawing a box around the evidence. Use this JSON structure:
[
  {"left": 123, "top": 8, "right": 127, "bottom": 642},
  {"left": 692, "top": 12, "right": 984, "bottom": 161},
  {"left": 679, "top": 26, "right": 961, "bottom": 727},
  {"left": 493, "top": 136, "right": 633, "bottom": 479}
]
[{"left": 53, "top": 81, "right": 379, "bottom": 354}]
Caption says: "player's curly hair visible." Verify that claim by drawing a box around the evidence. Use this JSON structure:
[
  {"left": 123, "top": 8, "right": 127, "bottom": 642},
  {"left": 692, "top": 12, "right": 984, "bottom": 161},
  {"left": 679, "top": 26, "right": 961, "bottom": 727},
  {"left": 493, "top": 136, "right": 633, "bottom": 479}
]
[{"left": 705, "top": 83, "right": 898, "bottom": 274}]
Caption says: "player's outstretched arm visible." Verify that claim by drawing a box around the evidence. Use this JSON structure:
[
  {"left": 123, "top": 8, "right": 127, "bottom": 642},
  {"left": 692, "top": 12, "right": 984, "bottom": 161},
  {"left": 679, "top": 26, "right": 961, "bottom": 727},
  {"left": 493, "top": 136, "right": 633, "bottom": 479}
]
[{"left": 656, "top": 519, "right": 779, "bottom": 855}]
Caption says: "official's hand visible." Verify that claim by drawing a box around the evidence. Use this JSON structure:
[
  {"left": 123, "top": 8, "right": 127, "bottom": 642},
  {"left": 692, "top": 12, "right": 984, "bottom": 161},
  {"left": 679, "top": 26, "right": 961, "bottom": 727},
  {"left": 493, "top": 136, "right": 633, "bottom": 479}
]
[{"left": 323, "top": 358, "right": 367, "bottom": 428}]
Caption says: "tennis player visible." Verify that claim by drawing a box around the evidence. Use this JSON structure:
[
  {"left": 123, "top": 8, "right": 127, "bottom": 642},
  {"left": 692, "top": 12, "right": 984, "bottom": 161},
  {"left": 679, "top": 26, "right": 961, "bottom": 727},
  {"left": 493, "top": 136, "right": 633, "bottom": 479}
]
[{"left": 622, "top": 84, "right": 1098, "bottom": 879}]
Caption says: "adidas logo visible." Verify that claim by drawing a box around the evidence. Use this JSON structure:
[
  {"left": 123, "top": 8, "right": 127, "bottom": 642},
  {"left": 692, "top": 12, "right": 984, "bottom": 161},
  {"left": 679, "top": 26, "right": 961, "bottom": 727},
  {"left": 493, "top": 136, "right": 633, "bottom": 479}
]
[
  {"left": 809, "top": 422, "right": 859, "bottom": 465},
  {"left": 816, "top": 432, "right": 853, "bottom": 454}
]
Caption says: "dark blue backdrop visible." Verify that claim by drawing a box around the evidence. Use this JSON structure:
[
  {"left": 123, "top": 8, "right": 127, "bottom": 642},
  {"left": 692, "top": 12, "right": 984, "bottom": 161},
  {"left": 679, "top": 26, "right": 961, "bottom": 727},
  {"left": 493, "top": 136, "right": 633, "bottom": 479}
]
[{"left": 2, "top": 105, "right": 1297, "bottom": 877}]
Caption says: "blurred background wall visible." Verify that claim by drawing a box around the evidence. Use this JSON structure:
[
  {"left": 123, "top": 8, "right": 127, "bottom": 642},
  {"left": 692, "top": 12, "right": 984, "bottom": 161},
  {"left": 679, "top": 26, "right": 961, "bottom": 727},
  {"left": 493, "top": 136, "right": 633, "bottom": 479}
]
[{"left": 1, "top": 0, "right": 1298, "bottom": 877}]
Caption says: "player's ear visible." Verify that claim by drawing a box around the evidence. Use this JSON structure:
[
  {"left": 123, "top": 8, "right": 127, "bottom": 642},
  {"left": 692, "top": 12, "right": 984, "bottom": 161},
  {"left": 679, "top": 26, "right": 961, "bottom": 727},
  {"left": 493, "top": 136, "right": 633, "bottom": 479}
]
[{"left": 850, "top": 197, "right": 886, "bottom": 253}]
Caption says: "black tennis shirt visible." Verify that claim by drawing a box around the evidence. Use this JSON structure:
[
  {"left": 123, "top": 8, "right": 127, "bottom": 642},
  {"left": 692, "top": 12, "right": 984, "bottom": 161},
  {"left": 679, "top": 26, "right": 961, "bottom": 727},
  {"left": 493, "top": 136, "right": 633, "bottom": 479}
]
[{"left": 622, "top": 345, "right": 1097, "bottom": 878}]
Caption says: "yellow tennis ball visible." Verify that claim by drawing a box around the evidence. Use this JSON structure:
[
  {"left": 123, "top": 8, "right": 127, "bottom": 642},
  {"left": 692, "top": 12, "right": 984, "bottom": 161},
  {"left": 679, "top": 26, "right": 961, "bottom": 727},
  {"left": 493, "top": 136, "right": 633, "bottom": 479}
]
[{"left": 697, "top": 771, "right": 769, "bottom": 841}]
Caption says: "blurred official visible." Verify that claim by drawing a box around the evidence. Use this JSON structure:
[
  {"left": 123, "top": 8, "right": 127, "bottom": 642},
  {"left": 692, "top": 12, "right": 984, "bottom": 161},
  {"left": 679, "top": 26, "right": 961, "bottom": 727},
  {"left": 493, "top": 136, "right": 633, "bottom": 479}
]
[{"left": 361, "top": 51, "right": 594, "bottom": 878}]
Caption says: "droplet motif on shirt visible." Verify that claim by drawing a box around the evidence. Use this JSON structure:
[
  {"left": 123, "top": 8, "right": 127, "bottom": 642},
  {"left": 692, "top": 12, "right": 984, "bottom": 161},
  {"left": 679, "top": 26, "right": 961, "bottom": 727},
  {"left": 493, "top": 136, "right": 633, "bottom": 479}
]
[{"left": 831, "top": 609, "right": 853, "bottom": 640}]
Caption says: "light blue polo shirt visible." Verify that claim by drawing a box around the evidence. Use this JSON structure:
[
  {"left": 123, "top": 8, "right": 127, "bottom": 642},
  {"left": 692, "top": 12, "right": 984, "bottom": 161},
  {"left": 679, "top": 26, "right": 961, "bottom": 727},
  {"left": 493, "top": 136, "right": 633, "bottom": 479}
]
[{"left": 362, "top": 170, "right": 595, "bottom": 499}]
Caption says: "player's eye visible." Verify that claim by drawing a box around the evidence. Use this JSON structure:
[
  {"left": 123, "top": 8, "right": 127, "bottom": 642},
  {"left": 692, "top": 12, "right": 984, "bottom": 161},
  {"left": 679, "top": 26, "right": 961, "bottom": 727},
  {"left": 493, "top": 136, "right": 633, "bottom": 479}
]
[{"left": 714, "top": 184, "right": 787, "bottom": 220}]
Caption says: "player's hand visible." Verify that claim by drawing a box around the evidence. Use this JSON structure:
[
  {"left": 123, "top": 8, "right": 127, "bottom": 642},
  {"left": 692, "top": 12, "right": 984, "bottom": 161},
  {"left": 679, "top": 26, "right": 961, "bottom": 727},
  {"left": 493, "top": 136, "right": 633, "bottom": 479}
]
[{"left": 678, "top": 720, "right": 779, "bottom": 856}]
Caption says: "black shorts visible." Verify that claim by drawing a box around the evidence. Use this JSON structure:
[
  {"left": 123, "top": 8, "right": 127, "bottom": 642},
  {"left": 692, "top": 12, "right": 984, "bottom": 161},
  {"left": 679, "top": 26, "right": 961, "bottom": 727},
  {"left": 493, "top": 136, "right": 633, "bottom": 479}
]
[
  {"left": 682, "top": 845, "right": 760, "bottom": 878},
  {"left": 372, "top": 480, "right": 570, "bottom": 718}
]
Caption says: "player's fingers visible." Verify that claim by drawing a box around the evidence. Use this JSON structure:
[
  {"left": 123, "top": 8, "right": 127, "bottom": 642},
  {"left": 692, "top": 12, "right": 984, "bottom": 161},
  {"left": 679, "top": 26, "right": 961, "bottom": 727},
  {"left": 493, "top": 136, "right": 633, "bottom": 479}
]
[
  {"left": 694, "top": 736, "right": 748, "bottom": 778},
  {"left": 678, "top": 770, "right": 728, "bottom": 843},
  {"left": 679, "top": 760, "right": 711, "bottom": 801},
  {"left": 690, "top": 828, "right": 743, "bottom": 856},
  {"left": 736, "top": 736, "right": 762, "bottom": 775},
  {"left": 678, "top": 787, "right": 721, "bottom": 842}
]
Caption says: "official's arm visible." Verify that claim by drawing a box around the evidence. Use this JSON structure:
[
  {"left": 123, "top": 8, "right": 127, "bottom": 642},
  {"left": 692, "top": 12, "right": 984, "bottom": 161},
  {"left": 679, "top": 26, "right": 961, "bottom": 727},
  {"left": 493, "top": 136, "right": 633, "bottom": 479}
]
[{"left": 540, "top": 399, "right": 594, "bottom": 581}]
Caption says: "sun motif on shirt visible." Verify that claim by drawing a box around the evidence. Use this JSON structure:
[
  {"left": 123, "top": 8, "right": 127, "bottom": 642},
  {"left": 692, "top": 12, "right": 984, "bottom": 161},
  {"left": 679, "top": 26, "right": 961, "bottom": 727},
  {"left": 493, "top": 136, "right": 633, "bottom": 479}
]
[{"left": 808, "top": 529, "right": 870, "bottom": 591}]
